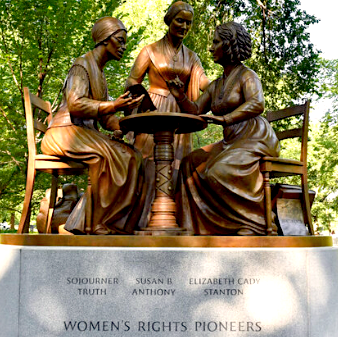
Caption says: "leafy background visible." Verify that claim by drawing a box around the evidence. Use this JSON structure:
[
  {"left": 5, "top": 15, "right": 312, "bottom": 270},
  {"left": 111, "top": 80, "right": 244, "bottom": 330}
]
[{"left": 0, "top": 0, "right": 336, "bottom": 232}]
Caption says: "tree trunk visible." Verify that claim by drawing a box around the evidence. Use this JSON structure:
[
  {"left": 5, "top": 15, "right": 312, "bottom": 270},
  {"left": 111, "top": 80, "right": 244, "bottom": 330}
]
[{"left": 10, "top": 212, "right": 15, "bottom": 230}]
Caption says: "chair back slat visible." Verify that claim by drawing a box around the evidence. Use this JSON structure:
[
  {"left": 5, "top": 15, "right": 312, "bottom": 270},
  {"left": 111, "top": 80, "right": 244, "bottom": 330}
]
[
  {"left": 275, "top": 128, "right": 302, "bottom": 141},
  {"left": 266, "top": 104, "right": 306, "bottom": 122},
  {"left": 34, "top": 120, "right": 48, "bottom": 133},
  {"left": 30, "top": 93, "right": 52, "bottom": 114},
  {"left": 24, "top": 87, "right": 52, "bottom": 159},
  {"left": 267, "top": 100, "right": 310, "bottom": 164},
  {"left": 300, "top": 101, "right": 310, "bottom": 163}
]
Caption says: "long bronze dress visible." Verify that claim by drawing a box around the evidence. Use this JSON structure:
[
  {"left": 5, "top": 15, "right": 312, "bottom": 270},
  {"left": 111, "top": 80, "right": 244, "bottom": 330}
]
[
  {"left": 126, "top": 35, "right": 209, "bottom": 227},
  {"left": 176, "top": 64, "right": 280, "bottom": 235},
  {"left": 41, "top": 51, "right": 144, "bottom": 234}
]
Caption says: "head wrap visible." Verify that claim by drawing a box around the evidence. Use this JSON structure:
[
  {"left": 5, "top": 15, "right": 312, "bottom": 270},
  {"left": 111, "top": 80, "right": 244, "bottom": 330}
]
[
  {"left": 164, "top": 1, "right": 194, "bottom": 26},
  {"left": 92, "top": 17, "right": 126, "bottom": 47}
]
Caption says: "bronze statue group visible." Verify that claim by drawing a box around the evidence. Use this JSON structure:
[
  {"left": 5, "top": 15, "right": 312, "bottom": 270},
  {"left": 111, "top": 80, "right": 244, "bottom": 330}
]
[{"left": 42, "top": 1, "right": 280, "bottom": 236}]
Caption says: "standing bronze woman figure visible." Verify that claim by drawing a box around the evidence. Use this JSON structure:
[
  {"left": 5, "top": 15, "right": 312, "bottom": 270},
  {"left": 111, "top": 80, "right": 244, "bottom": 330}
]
[
  {"left": 42, "top": 17, "right": 144, "bottom": 234},
  {"left": 126, "top": 1, "right": 209, "bottom": 179},
  {"left": 125, "top": 1, "right": 209, "bottom": 226},
  {"left": 168, "top": 22, "right": 280, "bottom": 235}
]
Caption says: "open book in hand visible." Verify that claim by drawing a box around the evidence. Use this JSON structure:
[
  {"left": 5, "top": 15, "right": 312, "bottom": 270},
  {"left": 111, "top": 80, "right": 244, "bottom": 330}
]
[{"left": 124, "top": 84, "right": 156, "bottom": 115}]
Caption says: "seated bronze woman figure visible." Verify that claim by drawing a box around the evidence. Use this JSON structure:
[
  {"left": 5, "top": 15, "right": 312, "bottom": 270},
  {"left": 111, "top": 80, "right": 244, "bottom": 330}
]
[
  {"left": 168, "top": 22, "right": 280, "bottom": 235},
  {"left": 42, "top": 17, "right": 144, "bottom": 235}
]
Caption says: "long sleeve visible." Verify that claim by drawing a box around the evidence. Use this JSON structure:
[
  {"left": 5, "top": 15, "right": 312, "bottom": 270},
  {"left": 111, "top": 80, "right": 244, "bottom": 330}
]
[
  {"left": 178, "top": 80, "right": 215, "bottom": 115},
  {"left": 199, "top": 72, "right": 210, "bottom": 92},
  {"left": 186, "top": 53, "right": 210, "bottom": 102},
  {"left": 66, "top": 65, "right": 101, "bottom": 119},
  {"left": 222, "top": 71, "right": 264, "bottom": 125},
  {"left": 125, "top": 47, "right": 150, "bottom": 89}
]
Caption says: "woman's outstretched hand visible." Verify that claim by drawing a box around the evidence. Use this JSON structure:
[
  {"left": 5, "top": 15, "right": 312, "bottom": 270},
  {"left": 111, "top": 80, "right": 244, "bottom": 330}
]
[
  {"left": 99, "top": 92, "right": 145, "bottom": 116},
  {"left": 200, "top": 114, "right": 225, "bottom": 125},
  {"left": 115, "top": 91, "right": 145, "bottom": 111},
  {"left": 166, "top": 76, "right": 185, "bottom": 100}
]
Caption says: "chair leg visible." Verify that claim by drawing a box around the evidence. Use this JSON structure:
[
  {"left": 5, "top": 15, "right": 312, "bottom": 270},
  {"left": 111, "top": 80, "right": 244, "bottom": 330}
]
[
  {"left": 85, "top": 177, "right": 92, "bottom": 235},
  {"left": 45, "top": 174, "right": 58, "bottom": 234},
  {"left": 18, "top": 164, "right": 36, "bottom": 234},
  {"left": 263, "top": 172, "right": 273, "bottom": 235},
  {"left": 301, "top": 173, "right": 314, "bottom": 235}
]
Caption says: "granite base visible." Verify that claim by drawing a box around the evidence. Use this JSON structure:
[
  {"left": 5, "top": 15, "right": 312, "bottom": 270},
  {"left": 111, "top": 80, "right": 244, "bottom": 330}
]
[{"left": 1, "top": 242, "right": 337, "bottom": 336}]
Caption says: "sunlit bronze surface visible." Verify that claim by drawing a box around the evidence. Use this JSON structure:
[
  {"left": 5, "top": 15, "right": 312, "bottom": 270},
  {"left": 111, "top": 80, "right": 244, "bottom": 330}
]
[
  {"left": 120, "top": 113, "right": 206, "bottom": 234},
  {"left": 40, "top": 18, "right": 145, "bottom": 235},
  {"left": 168, "top": 22, "right": 280, "bottom": 236},
  {"left": 125, "top": 2, "right": 210, "bottom": 227},
  {"left": 125, "top": 8, "right": 209, "bottom": 163},
  {"left": 0, "top": 234, "right": 332, "bottom": 248}
]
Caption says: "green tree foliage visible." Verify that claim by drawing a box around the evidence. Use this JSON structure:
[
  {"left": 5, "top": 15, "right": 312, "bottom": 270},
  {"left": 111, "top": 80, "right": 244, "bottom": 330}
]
[
  {"left": 186, "top": 0, "right": 321, "bottom": 110},
  {"left": 319, "top": 59, "right": 338, "bottom": 120},
  {"left": 113, "top": 0, "right": 171, "bottom": 53},
  {"left": 308, "top": 122, "right": 338, "bottom": 232},
  {"left": 306, "top": 59, "right": 338, "bottom": 232}
]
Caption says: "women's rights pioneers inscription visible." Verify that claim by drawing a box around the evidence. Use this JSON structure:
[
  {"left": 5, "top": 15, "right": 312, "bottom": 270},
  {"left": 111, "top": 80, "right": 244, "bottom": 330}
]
[{"left": 64, "top": 320, "right": 262, "bottom": 333}]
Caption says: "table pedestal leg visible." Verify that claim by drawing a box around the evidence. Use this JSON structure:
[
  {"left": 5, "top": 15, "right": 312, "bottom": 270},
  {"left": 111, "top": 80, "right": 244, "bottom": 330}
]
[{"left": 138, "top": 131, "right": 186, "bottom": 235}]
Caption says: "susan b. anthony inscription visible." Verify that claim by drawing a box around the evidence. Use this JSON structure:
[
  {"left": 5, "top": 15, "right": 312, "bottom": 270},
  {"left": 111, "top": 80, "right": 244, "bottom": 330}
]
[{"left": 132, "top": 277, "right": 175, "bottom": 296}]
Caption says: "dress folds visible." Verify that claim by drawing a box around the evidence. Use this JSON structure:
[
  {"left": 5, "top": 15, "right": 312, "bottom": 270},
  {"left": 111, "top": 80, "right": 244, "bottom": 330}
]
[
  {"left": 126, "top": 35, "right": 209, "bottom": 227},
  {"left": 41, "top": 51, "right": 144, "bottom": 234},
  {"left": 176, "top": 65, "right": 280, "bottom": 235}
]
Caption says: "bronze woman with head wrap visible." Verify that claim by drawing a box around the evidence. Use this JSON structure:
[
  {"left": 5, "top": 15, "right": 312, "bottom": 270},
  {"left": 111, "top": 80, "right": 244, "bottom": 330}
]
[
  {"left": 125, "top": 1, "right": 209, "bottom": 227},
  {"left": 168, "top": 22, "right": 280, "bottom": 236},
  {"left": 92, "top": 17, "right": 126, "bottom": 47},
  {"left": 41, "top": 17, "right": 145, "bottom": 234}
]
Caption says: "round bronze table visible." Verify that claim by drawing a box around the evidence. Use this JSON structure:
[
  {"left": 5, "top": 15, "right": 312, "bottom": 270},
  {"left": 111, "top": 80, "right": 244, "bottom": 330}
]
[{"left": 120, "top": 112, "right": 207, "bottom": 235}]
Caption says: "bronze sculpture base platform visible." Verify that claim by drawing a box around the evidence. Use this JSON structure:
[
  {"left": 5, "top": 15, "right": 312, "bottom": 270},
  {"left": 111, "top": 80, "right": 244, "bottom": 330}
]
[
  {"left": 0, "top": 234, "right": 332, "bottom": 248},
  {"left": 135, "top": 228, "right": 192, "bottom": 236}
]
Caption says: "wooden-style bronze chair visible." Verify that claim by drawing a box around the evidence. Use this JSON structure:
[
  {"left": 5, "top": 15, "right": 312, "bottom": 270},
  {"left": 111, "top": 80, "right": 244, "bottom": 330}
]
[
  {"left": 260, "top": 100, "right": 314, "bottom": 235},
  {"left": 18, "top": 87, "right": 92, "bottom": 234}
]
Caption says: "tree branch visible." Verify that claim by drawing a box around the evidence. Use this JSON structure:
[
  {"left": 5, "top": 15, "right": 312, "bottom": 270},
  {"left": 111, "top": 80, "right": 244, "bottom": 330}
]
[
  {"left": 0, "top": 28, "right": 22, "bottom": 95},
  {"left": 0, "top": 106, "right": 16, "bottom": 132},
  {"left": 0, "top": 149, "right": 23, "bottom": 171}
]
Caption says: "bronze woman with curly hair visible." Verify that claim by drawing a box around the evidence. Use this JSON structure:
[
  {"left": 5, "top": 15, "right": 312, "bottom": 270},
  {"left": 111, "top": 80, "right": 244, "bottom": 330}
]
[{"left": 168, "top": 22, "right": 280, "bottom": 235}]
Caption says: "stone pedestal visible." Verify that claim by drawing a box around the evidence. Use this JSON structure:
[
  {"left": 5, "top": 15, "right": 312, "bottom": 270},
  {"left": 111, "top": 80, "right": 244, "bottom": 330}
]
[{"left": 0, "top": 235, "right": 337, "bottom": 337}]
